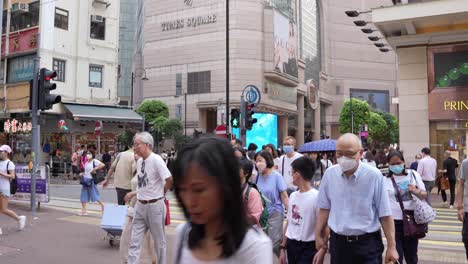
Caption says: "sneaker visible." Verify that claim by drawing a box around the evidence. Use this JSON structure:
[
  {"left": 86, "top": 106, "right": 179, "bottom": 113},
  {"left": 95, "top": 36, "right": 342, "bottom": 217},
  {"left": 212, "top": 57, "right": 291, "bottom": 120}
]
[
  {"left": 18, "top": 216, "right": 26, "bottom": 230},
  {"left": 0, "top": 227, "right": 3, "bottom": 235},
  {"left": 450, "top": 205, "right": 454, "bottom": 209}
]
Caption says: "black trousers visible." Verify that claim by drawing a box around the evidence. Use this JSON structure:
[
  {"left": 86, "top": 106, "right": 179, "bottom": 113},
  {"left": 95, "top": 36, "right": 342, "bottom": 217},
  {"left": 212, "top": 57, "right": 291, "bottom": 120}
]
[
  {"left": 462, "top": 213, "right": 468, "bottom": 259},
  {"left": 286, "top": 238, "right": 317, "bottom": 264},
  {"left": 116, "top": 188, "right": 131, "bottom": 205},
  {"left": 441, "top": 178, "right": 456, "bottom": 205},
  {"left": 394, "top": 220, "right": 419, "bottom": 264},
  {"left": 330, "top": 230, "right": 384, "bottom": 264}
]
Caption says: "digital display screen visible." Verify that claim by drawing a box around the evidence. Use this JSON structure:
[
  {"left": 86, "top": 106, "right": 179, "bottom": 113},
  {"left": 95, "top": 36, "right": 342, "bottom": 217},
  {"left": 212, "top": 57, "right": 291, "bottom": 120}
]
[{"left": 233, "top": 113, "right": 278, "bottom": 149}]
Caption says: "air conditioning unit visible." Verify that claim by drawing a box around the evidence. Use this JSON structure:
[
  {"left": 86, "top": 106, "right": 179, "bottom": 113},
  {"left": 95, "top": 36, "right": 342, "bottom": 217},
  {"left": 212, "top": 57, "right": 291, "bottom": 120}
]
[
  {"left": 11, "top": 3, "right": 29, "bottom": 13},
  {"left": 91, "top": 15, "right": 104, "bottom": 23}
]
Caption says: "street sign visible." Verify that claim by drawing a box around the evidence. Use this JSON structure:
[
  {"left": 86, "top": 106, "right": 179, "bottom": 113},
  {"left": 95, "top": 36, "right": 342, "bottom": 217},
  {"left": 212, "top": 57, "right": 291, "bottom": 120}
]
[
  {"left": 215, "top": 124, "right": 227, "bottom": 138},
  {"left": 242, "top": 85, "right": 261, "bottom": 106}
]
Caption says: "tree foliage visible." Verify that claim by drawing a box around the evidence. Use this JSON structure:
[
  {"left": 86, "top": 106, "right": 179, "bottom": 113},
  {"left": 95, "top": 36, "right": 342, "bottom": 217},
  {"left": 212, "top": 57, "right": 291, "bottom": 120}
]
[
  {"left": 136, "top": 100, "right": 169, "bottom": 121},
  {"left": 339, "top": 98, "right": 399, "bottom": 148},
  {"left": 339, "top": 99, "right": 370, "bottom": 134},
  {"left": 368, "top": 112, "right": 388, "bottom": 146}
]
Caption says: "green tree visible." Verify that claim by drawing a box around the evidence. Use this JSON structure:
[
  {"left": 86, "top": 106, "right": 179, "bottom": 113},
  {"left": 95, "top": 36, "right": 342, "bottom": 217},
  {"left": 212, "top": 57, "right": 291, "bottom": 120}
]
[
  {"left": 163, "top": 118, "right": 184, "bottom": 139},
  {"left": 368, "top": 112, "right": 388, "bottom": 147},
  {"left": 339, "top": 98, "right": 371, "bottom": 134},
  {"left": 375, "top": 111, "right": 399, "bottom": 146},
  {"left": 117, "top": 131, "right": 135, "bottom": 149},
  {"left": 136, "top": 100, "right": 169, "bottom": 121}
]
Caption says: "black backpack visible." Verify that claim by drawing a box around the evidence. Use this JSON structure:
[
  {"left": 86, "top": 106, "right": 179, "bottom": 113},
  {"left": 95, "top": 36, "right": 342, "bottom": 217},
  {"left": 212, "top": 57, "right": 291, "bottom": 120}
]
[{"left": 7, "top": 161, "right": 17, "bottom": 194}]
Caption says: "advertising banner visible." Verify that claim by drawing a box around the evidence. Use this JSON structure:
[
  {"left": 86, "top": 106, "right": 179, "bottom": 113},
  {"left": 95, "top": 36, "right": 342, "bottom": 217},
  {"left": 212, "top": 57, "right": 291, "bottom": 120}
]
[
  {"left": 273, "top": 10, "right": 298, "bottom": 79},
  {"left": 12, "top": 165, "right": 48, "bottom": 203}
]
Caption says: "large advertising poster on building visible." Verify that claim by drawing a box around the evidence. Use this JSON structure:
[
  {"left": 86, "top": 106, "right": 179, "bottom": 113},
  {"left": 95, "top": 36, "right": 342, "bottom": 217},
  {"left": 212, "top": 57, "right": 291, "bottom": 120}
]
[
  {"left": 350, "top": 89, "right": 390, "bottom": 113},
  {"left": 233, "top": 113, "right": 278, "bottom": 148},
  {"left": 274, "top": 10, "right": 298, "bottom": 79}
]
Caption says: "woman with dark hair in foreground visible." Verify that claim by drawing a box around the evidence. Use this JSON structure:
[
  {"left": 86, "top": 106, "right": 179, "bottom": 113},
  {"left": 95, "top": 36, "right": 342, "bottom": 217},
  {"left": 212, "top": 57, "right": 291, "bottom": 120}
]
[{"left": 172, "top": 136, "right": 272, "bottom": 263}]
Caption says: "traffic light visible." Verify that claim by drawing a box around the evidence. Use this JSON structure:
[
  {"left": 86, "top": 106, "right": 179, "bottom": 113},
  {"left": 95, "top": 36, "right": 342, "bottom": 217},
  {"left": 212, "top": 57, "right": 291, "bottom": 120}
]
[
  {"left": 38, "top": 68, "right": 61, "bottom": 110},
  {"left": 245, "top": 104, "right": 257, "bottom": 130},
  {"left": 230, "top": 109, "right": 240, "bottom": 128}
]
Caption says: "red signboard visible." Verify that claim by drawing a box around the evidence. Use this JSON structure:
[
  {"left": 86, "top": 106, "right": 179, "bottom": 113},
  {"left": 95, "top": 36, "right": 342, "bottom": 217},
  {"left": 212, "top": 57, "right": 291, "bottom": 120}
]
[
  {"left": 1, "top": 27, "right": 39, "bottom": 56},
  {"left": 215, "top": 124, "right": 227, "bottom": 138}
]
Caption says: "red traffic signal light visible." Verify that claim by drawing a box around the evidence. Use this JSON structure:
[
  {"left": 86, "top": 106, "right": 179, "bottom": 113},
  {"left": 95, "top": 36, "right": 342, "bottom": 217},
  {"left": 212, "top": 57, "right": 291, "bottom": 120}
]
[{"left": 44, "top": 71, "right": 57, "bottom": 81}]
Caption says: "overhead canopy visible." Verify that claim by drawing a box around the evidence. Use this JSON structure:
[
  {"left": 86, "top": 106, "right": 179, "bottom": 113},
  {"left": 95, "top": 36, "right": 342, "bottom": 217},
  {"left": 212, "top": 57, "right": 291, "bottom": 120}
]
[{"left": 64, "top": 103, "right": 143, "bottom": 123}]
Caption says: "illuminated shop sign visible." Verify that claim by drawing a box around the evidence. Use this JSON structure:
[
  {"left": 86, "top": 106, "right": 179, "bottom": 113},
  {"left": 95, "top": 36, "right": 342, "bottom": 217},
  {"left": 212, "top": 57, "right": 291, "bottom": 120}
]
[
  {"left": 3, "top": 119, "right": 32, "bottom": 133},
  {"left": 161, "top": 14, "right": 217, "bottom": 31}
]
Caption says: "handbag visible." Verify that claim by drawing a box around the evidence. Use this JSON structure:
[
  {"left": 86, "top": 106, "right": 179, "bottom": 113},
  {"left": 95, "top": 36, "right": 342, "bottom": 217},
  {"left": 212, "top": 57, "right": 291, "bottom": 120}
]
[
  {"left": 391, "top": 177, "right": 427, "bottom": 239},
  {"left": 440, "top": 176, "right": 450, "bottom": 191},
  {"left": 7, "top": 161, "right": 17, "bottom": 195},
  {"left": 408, "top": 171, "right": 436, "bottom": 224},
  {"left": 91, "top": 160, "right": 106, "bottom": 184},
  {"left": 80, "top": 177, "right": 93, "bottom": 187},
  {"left": 165, "top": 198, "right": 171, "bottom": 226}
]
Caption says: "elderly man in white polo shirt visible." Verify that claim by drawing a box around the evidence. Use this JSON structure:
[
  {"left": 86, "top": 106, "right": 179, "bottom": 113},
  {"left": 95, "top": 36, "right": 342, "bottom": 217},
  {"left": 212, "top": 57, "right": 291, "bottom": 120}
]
[{"left": 125, "top": 132, "right": 173, "bottom": 264}]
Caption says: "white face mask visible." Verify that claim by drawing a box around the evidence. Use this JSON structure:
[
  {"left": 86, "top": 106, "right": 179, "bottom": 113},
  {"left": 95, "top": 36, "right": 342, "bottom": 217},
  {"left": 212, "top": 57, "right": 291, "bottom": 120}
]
[
  {"left": 337, "top": 156, "right": 357, "bottom": 172},
  {"left": 86, "top": 154, "right": 93, "bottom": 160},
  {"left": 256, "top": 162, "right": 267, "bottom": 173}
]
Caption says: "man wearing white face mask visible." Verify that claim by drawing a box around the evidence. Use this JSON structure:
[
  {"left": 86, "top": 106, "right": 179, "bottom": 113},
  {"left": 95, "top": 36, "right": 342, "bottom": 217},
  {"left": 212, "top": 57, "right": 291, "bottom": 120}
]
[
  {"left": 277, "top": 136, "right": 303, "bottom": 196},
  {"left": 315, "top": 133, "right": 398, "bottom": 264}
]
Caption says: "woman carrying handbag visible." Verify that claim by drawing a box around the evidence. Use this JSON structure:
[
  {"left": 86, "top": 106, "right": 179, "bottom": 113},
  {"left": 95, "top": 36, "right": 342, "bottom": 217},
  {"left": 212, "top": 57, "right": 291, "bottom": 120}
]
[{"left": 385, "top": 151, "right": 428, "bottom": 264}]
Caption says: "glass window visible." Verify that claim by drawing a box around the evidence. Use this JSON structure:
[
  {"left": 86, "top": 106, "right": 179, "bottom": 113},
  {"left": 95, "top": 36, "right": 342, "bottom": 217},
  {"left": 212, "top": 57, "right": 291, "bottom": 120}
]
[
  {"left": 10, "top": 1, "right": 39, "bottom": 32},
  {"left": 53, "top": 59, "right": 66, "bottom": 82},
  {"left": 176, "top": 73, "right": 182, "bottom": 96},
  {"left": 89, "top": 65, "right": 103, "bottom": 88},
  {"left": 90, "top": 15, "right": 106, "bottom": 40},
  {"left": 7, "top": 55, "right": 34, "bottom": 83},
  {"left": 187, "top": 71, "right": 211, "bottom": 94},
  {"left": 176, "top": 104, "right": 182, "bottom": 120},
  {"left": 54, "top": 8, "right": 69, "bottom": 30}
]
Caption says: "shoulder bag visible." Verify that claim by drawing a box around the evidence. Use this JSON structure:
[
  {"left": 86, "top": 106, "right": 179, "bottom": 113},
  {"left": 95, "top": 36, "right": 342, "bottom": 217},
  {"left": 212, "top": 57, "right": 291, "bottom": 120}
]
[
  {"left": 391, "top": 176, "right": 427, "bottom": 239},
  {"left": 92, "top": 160, "right": 106, "bottom": 184},
  {"left": 7, "top": 161, "right": 17, "bottom": 194},
  {"left": 408, "top": 171, "right": 436, "bottom": 224}
]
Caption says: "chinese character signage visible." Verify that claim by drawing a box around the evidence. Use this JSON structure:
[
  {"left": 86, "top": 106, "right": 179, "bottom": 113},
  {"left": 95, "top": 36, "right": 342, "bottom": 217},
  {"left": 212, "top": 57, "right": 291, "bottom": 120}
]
[
  {"left": 11, "top": 164, "right": 48, "bottom": 203},
  {"left": 1, "top": 28, "right": 39, "bottom": 56},
  {"left": 4, "top": 119, "right": 32, "bottom": 133}
]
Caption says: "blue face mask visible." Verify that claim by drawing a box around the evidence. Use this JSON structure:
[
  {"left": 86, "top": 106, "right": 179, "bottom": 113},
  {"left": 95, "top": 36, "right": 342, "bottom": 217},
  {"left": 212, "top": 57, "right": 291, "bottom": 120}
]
[
  {"left": 283, "top": 145, "right": 293, "bottom": 154},
  {"left": 389, "top": 164, "right": 405, "bottom": 174}
]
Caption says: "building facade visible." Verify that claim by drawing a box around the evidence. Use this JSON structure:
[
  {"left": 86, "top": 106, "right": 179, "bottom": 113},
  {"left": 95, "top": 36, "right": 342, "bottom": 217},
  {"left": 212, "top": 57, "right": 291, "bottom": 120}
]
[
  {"left": 117, "top": 0, "right": 137, "bottom": 106},
  {"left": 319, "top": 0, "right": 398, "bottom": 139},
  {"left": 134, "top": 0, "right": 312, "bottom": 147},
  {"left": 373, "top": 0, "right": 468, "bottom": 165},
  {"left": 0, "top": 0, "right": 141, "bottom": 172}
]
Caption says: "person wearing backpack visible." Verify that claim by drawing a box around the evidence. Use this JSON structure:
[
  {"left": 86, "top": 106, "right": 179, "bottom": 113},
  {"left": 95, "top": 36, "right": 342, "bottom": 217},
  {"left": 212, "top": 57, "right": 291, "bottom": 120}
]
[
  {"left": 0, "top": 145, "right": 26, "bottom": 230},
  {"left": 239, "top": 157, "right": 266, "bottom": 229},
  {"left": 279, "top": 157, "right": 325, "bottom": 264}
]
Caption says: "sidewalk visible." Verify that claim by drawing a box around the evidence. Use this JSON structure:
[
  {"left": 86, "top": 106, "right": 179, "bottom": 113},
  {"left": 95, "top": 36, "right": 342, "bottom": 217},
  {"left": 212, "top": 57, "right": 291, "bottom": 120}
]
[{"left": 0, "top": 202, "right": 120, "bottom": 264}]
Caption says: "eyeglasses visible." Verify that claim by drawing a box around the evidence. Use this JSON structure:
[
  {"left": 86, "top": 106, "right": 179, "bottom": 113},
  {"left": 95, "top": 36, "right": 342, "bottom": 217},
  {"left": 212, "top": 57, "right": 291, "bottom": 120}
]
[
  {"left": 336, "top": 150, "right": 359, "bottom": 158},
  {"left": 133, "top": 142, "right": 146, "bottom": 148}
]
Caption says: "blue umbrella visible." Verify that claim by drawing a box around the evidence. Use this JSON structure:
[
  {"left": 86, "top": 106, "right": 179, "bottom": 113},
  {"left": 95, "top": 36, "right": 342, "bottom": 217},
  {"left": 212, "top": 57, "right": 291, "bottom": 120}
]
[{"left": 298, "top": 139, "right": 336, "bottom": 153}]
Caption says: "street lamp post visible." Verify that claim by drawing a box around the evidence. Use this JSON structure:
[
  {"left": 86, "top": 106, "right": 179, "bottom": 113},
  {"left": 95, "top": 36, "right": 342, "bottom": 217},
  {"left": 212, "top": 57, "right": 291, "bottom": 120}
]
[
  {"left": 350, "top": 95, "right": 354, "bottom": 134},
  {"left": 225, "top": 0, "right": 230, "bottom": 135}
]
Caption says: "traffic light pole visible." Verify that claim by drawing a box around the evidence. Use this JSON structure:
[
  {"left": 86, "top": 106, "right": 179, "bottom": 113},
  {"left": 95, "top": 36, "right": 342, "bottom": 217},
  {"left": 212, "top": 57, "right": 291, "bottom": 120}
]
[
  {"left": 240, "top": 97, "right": 246, "bottom": 146},
  {"left": 31, "top": 34, "right": 41, "bottom": 215}
]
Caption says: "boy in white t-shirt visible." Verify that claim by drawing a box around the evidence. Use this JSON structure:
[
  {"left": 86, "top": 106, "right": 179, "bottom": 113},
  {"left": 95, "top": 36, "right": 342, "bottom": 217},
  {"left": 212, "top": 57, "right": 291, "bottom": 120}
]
[{"left": 279, "top": 157, "right": 326, "bottom": 264}]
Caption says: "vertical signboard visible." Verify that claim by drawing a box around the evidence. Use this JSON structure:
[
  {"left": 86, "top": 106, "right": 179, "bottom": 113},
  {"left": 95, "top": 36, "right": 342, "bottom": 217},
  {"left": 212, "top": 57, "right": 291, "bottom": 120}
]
[{"left": 273, "top": 10, "right": 298, "bottom": 79}]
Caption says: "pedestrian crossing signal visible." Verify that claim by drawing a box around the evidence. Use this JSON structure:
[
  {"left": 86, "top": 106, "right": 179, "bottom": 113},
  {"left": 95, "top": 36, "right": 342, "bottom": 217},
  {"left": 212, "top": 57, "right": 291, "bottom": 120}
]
[{"left": 230, "top": 109, "right": 240, "bottom": 128}]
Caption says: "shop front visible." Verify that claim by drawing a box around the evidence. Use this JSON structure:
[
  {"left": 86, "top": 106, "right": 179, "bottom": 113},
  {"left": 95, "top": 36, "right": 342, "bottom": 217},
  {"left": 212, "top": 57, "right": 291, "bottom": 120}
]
[
  {"left": 41, "top": 103, "right": 143, "bottom": 177},
  {"left": 372, "top": 0, "right": 468, "bottom": 165}
]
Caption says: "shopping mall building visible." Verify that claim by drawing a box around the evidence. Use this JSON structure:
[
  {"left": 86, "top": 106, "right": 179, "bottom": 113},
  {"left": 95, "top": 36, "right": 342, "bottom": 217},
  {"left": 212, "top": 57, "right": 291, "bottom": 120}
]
[
  {"left": 133, "top": 0, "right": 398, "bottom": 147},
  {"left": 372, "top": 0, "right": 468, "bottom": 164}
]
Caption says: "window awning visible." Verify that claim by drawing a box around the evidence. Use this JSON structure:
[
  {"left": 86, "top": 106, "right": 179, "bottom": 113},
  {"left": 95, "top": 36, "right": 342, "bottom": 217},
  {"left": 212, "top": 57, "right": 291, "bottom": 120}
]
[{"left": 64, "top": 103, "right": 143, "bottom": 123}]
